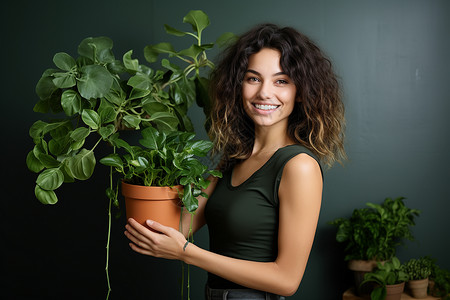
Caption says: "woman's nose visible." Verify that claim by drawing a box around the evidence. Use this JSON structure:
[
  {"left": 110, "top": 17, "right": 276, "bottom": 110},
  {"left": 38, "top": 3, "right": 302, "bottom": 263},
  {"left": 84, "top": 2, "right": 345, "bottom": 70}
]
[{"left": 258, "top": 82, "right": 273, "bottom": 99}]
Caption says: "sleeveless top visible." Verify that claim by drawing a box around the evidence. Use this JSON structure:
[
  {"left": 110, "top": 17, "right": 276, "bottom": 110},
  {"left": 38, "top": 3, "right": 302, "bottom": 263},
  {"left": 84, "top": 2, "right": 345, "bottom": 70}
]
[{"left": 204, "top": 144, "right": 322, "bottom": 289}]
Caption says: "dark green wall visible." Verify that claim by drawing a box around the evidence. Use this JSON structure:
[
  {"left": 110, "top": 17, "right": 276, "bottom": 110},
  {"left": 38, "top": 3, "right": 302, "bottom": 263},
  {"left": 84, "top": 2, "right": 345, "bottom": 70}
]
[{"left": 4, "top": 0, "right": 449, "bottom": 299}]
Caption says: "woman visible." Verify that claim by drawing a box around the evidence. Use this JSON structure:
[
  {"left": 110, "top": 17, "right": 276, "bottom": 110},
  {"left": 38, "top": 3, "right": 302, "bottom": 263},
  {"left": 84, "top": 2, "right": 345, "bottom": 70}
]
[{"left": 124, "top": 23, "right": 346, "bottom": 299}]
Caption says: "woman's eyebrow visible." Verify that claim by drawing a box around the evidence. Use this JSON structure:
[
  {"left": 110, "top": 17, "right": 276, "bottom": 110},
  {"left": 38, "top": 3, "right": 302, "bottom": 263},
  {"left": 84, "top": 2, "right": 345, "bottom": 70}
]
[{"left": 245, "top": 69, "right": 287, "bottom": 76}]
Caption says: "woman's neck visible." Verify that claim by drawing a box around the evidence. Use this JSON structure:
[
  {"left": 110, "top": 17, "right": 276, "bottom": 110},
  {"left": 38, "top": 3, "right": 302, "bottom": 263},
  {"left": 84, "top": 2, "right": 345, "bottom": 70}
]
[{"left": 252, "top": 124, "right": 294, "bottom": 155}]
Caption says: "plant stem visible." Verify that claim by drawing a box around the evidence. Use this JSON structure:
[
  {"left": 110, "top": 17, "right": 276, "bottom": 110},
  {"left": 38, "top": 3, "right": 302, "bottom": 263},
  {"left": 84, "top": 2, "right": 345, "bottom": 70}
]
[{"left": 105, "top": 166, "right": 113, "bottom": 299}]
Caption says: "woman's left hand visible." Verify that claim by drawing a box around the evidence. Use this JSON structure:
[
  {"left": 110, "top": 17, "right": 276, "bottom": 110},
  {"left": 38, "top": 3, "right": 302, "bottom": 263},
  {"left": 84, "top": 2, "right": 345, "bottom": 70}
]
[{"left": 124, "top": 218, "right": 187, "bottom": 260}]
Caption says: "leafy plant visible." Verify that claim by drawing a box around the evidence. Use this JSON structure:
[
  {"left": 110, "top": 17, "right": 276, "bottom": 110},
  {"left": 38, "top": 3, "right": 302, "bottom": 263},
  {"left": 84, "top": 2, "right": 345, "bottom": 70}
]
[
  {"left": 423, "top": 256, "right": 450, "bottom": 299},
  {"left": 26, "top": 10, "right": 233, "bottom": 206},
  {"left": 26, "top": 10, "right": 233, "bottom": 300},
  {"left": 361, "top": 257, "right": 409, "bottom": 300},
  {"left": 329, "top": 197, "right": 420, "bottom": 261},
  {"left": 100, "top": 127, "right": 221, "bottom": 213},
  {"left": 401, "top": 257, "right": 432, "bottom": 280}
]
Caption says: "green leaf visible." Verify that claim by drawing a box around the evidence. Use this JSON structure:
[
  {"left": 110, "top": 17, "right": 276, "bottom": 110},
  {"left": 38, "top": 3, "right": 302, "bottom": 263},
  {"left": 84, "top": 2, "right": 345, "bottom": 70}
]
[
  {"left": 164, "top": 24, "right": 187, "bottom": 37},
  {"left": 67, "top": 149, "right": 96, "bottom": 180},
  {"left": 61, "top": 90, "right": 82, "bottom": 116},
  {"left": 127, "top": 87, "right": 150, "bottom": 101},
  {"left": 189, "top": 140, "right": 213, "bottom": 156},
  {"left": 123, "top": 50, "right": 139, "bottom": 71},
  {"left": 148, "top": 111, "right": 179, "bottom": 132},
  {"left": 178, "top": 44, "right": 203, "bottom": 60},
  {"left": 52, "top": 72, "right": 76, "bottom": 89},
  {"left": 105, "top": 81, "right": 126, "bottom": 106},
  {"left": 122, "top": 115, "right": 141, "bottom": 129},
  {"left": 77, "top": 65, "right": 113, "bottom": 99},
  {"left": 26, "top": 151, "right": 44, "bottom": 173},
  {"left": 99, "top": 124, "right": 115, "bottom": 139},
  {"left": 81, "top": 109, "right": 100, "bottom": 129},
  {"left": 99, "top": 153, "right": 123, "bottom": 168},
  {"left": 37, "top": 153, "right": 61, "bottom": 168},
  {"left": 98, "top": 99, "right": 117, "bottom": 124},
  {"left": 53, "top": 52, "right": 76, "bottom": 71},
  {"left": 127, "top": 73, "right": 153, "bottom": 90},
  {"left": 77, "top": 36, "right": 114, "bottom": 63},
  {"left": 139, "top": 127, "right": 160, "bottom": 150},
  {"left": 35, "top": 185, "right": 58, "bottom": 204},
  {"left": 182, "top": 185, "right": 198, "bottom": 213},
  {"left": 183, "top": 10, "right": 210, "bottom": 35},
  {"left": 36, "top": 168, "right": 64, "bottom": 190},
  {"left": 29, "top": 120, "right": 47, "bottom": 140},
  {"left": 70, "top": 127, "right": 90, "bottom": 142},
  {"left": 35, "top": 72, "right": 59, "bottom": 101},
  {"left": 144, "top": 43, "right": 176, "bottom": 63}
]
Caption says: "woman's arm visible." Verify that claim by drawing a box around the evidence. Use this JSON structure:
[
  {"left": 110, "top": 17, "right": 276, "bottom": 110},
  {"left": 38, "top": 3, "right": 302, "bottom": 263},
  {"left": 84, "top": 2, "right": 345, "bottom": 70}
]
[{"left": 125, "top": 153, "right": 322, "bottom": 296}]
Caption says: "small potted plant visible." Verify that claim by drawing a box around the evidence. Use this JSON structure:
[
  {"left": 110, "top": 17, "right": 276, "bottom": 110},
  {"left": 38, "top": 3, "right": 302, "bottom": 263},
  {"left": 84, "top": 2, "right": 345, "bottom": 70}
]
[
  {"left": 425, "top": 257, "right": 450, "bottom": 300},
  {"left": 361, "top": 257, "right": 409, "bottom": 300},
  {"left": 329, "top": 197, "right": 420, "bottom": 296},
  {"left": 401, "top": 257, "right": 432, "bottom": 298}
]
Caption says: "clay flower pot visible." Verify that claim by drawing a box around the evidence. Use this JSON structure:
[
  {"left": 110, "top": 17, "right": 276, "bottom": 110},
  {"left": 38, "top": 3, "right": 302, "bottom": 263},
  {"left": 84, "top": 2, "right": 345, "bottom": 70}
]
[
  {"left": 348, "top": 260, "right": 379, "bottom": 297},
  {"left": 122, "top": 181, "right": 183, "bottom": 230},
  {"left": 407, "top": 278, "right": 429, "bottom": 298},
  {"left": 385, "top": 282, "right": 405, "bottom": 300}
]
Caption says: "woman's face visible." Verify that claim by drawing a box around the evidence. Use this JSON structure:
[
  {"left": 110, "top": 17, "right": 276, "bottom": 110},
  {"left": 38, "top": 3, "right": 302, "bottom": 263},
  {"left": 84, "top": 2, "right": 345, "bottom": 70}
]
[{"left": 242, "top": 48, "right": 297, "bottom": 130}]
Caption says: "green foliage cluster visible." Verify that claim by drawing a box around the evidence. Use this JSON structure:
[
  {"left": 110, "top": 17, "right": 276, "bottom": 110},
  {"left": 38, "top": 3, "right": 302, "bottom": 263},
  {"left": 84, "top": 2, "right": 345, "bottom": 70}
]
[
  {"left": 26, "top": 10, "right": 232, "bottom": 206},
  {"left": 100, "top": 127, "right": 221, "bottom": 213},
  {"left": 423, "top": 256, "right": 450, "bottom": 299},
  {"left": 401, "top": 257, "right": 432, "bottom": 280},
  {"left": 330, "top": 197, "right": 420, "bottom": 261},
  {"left": 361, "top": 257, "right": 409, "bottom": 300}
]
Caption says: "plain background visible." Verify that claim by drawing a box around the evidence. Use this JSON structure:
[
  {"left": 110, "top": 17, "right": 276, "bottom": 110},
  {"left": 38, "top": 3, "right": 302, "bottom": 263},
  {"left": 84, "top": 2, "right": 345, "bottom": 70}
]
[{"left": 3, "top": 0, "right": 449, "bottom": 299}]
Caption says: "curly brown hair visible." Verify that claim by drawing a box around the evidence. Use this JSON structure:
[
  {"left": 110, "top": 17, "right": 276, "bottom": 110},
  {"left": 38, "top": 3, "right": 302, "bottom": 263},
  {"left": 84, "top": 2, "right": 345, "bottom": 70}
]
[{"left": 209, "top": 23, "right": 346, "bottom": 170}]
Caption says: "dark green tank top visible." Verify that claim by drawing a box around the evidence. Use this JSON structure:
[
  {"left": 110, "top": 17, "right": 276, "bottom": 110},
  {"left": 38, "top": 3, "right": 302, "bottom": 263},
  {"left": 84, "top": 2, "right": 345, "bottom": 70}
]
[{"left": 204, "top": 144, "right": 322, "bottom": 289}]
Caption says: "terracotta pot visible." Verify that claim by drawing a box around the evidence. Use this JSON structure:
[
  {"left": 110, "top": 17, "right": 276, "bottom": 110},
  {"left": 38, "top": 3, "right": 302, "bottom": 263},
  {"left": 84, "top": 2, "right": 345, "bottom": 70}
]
[
  {"left": 407, "top": 278, "right": 429, "bottom": 298},
  {"left": 122, "top": 181, "right": 183, "bottom": 230},
  {"left": 385, "top": 282, "right": 405, "bottom": 300},
  {"left": 348, "top": 260, "right": 379, "bottom": 297}
]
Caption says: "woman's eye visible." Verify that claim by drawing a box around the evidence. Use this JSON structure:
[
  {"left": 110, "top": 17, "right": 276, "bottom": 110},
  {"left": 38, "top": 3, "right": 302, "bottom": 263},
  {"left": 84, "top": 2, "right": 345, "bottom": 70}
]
[
  {"left": 245, "top": 76, "right": 260, "bottom": 83},
  {"left": 276, "top": 79, "right": 289, "bottom": 85}
]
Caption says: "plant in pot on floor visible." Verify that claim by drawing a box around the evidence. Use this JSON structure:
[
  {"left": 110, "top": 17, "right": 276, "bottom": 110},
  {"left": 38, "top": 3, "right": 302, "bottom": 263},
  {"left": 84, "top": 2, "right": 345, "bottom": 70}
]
[
  {"left": 361, "top": 257, "right": 409, "bottom": 300},
  {"left": 26, "top": 10, "right": 232, "bottom": 299},
  {"left": 425, "top": 256, "right": 450, "bottom": 300},
  {"left": 329, "top": 197, "right": 420, "bottom": 296},
  {"left": 401, "top": 257, "right": 432, "bottom": 298}
]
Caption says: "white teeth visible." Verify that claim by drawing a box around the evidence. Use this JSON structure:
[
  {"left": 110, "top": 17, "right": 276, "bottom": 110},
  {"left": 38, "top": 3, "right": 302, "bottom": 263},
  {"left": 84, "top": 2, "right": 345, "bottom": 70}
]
[{"left": 254, "top": 104, "right": 279, "bottom": 110}]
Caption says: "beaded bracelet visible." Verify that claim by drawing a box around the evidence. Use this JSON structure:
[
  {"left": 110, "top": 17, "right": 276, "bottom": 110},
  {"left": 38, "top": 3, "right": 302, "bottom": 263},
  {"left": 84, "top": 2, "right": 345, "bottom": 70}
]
[{"left": 183, "top": 241, "right": 189, "bottom": 252}]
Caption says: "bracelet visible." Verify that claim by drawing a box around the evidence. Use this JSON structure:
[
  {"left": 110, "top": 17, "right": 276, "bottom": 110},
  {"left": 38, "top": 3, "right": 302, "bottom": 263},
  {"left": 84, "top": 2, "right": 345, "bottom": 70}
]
[{"left": 183, "top": 241, "right": 189, "bottom": 252}]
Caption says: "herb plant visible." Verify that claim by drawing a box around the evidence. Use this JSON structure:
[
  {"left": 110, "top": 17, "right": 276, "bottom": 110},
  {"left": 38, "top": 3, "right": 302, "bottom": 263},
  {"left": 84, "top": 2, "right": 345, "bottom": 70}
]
[
  {"left": 402, "top": 257, "right": 432, "bottom": 280},
  {"left": 361, "top": 257, "right": 409, "bottom": 300},
  {"left": 329, "top": 197, "right": 421, "bottom": 261}
]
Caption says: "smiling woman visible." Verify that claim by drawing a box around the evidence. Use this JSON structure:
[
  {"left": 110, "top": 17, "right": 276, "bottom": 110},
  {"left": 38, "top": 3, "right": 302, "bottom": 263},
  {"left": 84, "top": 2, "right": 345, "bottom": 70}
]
[{"left": 124, "top": 23, "right": 346, "bottom": 299}]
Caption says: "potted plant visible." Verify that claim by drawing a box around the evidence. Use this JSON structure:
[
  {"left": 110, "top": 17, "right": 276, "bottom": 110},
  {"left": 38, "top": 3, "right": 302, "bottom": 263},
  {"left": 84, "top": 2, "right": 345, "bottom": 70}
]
[
  {"left": 401, "top": 257, "right": 432, "bottom": 298},
  {"left": 425, "top": 257, "right": 450, "bottom": 300},
  {"left": 361, "top": 257, "right": 409, "bottom": 300},
  {"left": 26, "top": 10, "right": 232, "bottom": 299},
  {"left": 99, "top": 126, "right": 221, "bottom": 229},
  {"left": 329, "top": 197, "right": 420, "bottom": 296}
]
